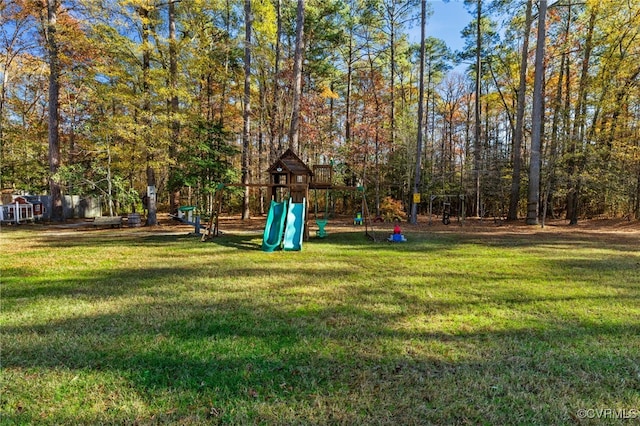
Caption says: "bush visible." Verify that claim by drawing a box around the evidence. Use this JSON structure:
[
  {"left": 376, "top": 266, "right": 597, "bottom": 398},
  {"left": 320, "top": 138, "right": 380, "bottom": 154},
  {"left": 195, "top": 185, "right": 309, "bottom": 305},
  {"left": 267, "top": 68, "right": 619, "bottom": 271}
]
[{"left": 380, "top": 196, "right": 406, "bottom": 222}]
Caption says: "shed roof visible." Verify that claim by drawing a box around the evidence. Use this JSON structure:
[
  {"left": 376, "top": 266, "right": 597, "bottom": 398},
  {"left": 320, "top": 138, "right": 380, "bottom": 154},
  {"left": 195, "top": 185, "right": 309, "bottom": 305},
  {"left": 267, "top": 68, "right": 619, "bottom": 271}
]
[{"left": 267, "top": 148, "right": 313, "bottom": 176}]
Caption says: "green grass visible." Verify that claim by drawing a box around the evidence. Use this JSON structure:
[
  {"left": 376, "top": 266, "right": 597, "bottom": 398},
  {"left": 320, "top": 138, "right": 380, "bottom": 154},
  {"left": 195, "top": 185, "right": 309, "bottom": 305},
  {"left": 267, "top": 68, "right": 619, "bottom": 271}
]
[{"left": 1, "top": 225, "right": 639, "bottom": 425}]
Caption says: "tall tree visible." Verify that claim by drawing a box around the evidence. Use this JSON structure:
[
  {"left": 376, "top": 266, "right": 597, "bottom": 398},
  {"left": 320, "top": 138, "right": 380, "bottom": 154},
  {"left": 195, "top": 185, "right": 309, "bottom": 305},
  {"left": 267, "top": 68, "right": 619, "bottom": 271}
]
[
  {"left": 410, "top": 0, "right": 426, "bottom": 224},
  {"left": 526, "top": 0, "right": 547, "bottom": 225},
  {"left": 542, "top": 0, "right": 572, "bottom": 226},
  {"left": 380, "top": 0, "right": 418, "bottom": 149},
  {"left": 270, "top": 0, "right": 282, "bottom": 159},
  {"left": 566, "top": 2, "right": 598, "bottom": 224},
  {"left": 241, "top": 0, "right": 252, "bottom": 220},
  {"left": 474, "top": 0, "right": 481, "bottom": 218},
  {"left": 462, "top": 0, "right": 484, "bottom": 216},
  {"left": 337, "top": 0, "right": 379, "bottom": 165},
  {"left": 137, "top": 1, "right": 157, "bottom": 226},
  {"left": 168, "top": 0, "right": 180, "bottom": 214},
  {"left": 507, "top": 0, "right": 533, "bottom": 220},
  {"left": 288, "top": 0, "right": 305, "bottom": 152},
  {"left": 45, "top": 0, "right": 63, "bottom": 221},
  {"left": 1, "top": 6, "right": 31, "bottom": 164}
]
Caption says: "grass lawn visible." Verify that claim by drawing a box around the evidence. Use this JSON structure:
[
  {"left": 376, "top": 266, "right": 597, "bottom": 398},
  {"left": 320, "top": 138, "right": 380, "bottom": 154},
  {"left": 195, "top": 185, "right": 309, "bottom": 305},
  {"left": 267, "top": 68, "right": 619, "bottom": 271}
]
[{"left": 1, "top": 220, "right": 639, "bottom": 425}]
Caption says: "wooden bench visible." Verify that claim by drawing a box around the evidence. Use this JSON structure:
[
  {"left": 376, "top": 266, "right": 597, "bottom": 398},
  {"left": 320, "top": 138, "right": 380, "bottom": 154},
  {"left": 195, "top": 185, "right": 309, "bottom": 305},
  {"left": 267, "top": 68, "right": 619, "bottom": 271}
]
[{"left": 93, "top": 216, "right": 123, "bottom": 228}]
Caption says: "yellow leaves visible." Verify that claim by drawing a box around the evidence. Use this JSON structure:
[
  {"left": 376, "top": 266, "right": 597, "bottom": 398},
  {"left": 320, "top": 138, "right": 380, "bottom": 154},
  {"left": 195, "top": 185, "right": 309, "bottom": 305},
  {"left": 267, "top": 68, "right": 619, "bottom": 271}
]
[
  {"left": 583, "top": 0, "right": 639, "bottom": 13},
  {"left": 320, "top": 85, "right": 339, "bottom": 100},
  {"left": 584, "top": 0, "right": 602, "bottom": 9},
  {"left": 252, "top": 0, "right": 277, "bottom": 42}
]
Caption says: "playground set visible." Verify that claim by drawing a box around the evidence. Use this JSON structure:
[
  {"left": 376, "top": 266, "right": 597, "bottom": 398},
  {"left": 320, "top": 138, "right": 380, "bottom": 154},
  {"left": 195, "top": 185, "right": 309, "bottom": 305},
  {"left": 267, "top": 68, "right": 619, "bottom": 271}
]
[{"left": 198, "top": 149, "right": 383, "bottom": 250}]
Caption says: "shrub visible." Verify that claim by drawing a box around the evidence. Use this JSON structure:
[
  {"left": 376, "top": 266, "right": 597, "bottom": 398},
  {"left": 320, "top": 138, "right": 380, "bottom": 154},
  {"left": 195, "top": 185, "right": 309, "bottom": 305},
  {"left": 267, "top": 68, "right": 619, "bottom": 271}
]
[{"left": 380, "top": 196, "right": 406, "bottom": 222}]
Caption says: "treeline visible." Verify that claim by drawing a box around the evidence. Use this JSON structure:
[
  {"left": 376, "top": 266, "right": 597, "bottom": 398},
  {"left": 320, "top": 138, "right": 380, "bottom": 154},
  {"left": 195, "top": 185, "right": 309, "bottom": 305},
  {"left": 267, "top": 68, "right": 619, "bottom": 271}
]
[{"left": 1, "top": 0, "right": 638, "bottom": 222}]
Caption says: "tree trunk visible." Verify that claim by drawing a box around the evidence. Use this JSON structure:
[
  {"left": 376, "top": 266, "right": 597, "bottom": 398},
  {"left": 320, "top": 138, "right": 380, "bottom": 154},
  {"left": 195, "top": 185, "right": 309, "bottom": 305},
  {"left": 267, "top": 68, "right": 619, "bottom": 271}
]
[
  {"left": 168, "top": 0, "right": 180, "bottom": 214},
  {"left": 258, "top": 73, "right": 266, "bottom": 215},
  {"left": 543, "top": 11, "right": 569, "bottom": 225},
  {"left": 526, "top": 0, "right": 547, "bottom": 225},
  {"left": 146, "top": 166, "right": 157, "bottom": 225},
  {"left": 141, "top": 4, "right": 157, "bottom": 226},
  {"left": 567, "top": 4, "right": 598, "bottom": 225},
  {"left": 345, "top": 35, "right": 353, "bottom": 149},
  {"left": 270, "top": 0, "right": 282, "bottom": 160},
  {"left": 46, "top": 0, "right": 63, "bottom": 221},
  {"left": 241, "top": 0, "right": 252, "bottom": 220},
  {"left": 288, "top": 0, "right": 305, "bottom": 153},
  {"left": 508, "top": 0, "right": 533, "bottom": 221},
  {"left": 219, "top": 0, "right": 232, "bottom": 126},
  {"left": 561, "top": 10, "right": 573, "bottom": 220},
  {"left": 474, "top": 0, "right": 482, "bottom": 217},
  {"left": 389, "top": 9, "right": 396, "bottom": 149},
  {"left": 410, "top": 0, "right": 427, "bottom": 224}
]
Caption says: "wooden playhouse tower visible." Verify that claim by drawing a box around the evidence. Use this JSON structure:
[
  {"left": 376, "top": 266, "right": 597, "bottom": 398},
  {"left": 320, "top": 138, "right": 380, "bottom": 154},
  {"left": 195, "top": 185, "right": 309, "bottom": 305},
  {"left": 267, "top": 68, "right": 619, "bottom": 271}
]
[{"left": 266, "top": 148, "right": 333, "bottom": 202}]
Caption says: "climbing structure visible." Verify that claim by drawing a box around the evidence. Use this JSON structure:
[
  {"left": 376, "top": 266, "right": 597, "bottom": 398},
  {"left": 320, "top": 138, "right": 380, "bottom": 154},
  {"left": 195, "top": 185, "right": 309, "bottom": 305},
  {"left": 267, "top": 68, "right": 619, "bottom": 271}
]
[{"left": 201, "top": 148, "right": 366, "bottom": 244}]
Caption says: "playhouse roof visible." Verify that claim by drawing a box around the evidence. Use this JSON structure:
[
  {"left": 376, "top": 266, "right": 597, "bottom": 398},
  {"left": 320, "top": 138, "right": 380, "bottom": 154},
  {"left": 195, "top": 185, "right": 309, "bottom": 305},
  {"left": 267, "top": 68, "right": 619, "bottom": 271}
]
[{"left": 267, "top": 148, "right": 313, "bottom": 176}]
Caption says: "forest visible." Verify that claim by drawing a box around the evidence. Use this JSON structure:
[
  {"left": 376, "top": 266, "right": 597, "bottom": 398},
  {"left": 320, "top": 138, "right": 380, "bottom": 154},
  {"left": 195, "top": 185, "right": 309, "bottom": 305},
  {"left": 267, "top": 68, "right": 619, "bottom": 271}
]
[{"left": 1, "top": 0, "right": 639, "bottom": 224}]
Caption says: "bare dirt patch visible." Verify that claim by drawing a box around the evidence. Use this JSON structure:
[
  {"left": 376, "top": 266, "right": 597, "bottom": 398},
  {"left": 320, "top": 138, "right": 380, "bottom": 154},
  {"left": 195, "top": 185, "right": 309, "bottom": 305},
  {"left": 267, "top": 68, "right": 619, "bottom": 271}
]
[
  {"left": 11, "top": 214, "right": 640, "bottom": 245},
  {"left": 213, "top": 214, "right": 640, "bottom": 244}
]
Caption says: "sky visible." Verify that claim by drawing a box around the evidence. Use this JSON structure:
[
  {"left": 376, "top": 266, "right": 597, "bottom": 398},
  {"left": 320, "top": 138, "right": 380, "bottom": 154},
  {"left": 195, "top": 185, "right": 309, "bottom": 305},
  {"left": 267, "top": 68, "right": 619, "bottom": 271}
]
[{"left": 409, "top": 0, "right": 472, "bottom": 52}]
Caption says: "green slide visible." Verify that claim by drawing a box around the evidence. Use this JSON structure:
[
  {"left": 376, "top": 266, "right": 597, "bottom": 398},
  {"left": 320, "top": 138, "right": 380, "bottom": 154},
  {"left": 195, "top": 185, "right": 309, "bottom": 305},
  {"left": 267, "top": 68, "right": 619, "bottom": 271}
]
[
  {"left": 262, "top": 200, "right": 287, "bottom": 252},
  {"left": 283, "top": 198, "right": 306, "bottom": 251}
]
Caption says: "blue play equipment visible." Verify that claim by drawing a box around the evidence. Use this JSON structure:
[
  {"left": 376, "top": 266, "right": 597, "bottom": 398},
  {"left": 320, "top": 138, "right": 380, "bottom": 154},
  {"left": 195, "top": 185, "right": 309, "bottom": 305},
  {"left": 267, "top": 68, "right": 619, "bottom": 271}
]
[
  {"left": 354, "top": 212, "right": 363, "bottom": 225},
  {"left": 388, "top": 233, "right": 407, "bottom": 242},
  {"left": 283, "top": 198, "right": 306, "bottom": 251},
  {"left": 262, "top": 198, "right": 306, "bottom": 252},
  {"left": 262, "top": 200, "right": 288, "bottom": 252},
  {"left": 313, "top": 189, "right": 329, "bottom": 238},
  {"left": 316, "top": 218, "right": 328, "bottom": 237}
]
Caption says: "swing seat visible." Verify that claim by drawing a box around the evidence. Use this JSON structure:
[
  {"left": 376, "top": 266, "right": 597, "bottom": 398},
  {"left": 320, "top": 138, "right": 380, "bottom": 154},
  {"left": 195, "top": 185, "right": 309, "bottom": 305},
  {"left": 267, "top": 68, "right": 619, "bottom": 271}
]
[{"left": 315, "top": 219, "right": 328, "bottom": 238}]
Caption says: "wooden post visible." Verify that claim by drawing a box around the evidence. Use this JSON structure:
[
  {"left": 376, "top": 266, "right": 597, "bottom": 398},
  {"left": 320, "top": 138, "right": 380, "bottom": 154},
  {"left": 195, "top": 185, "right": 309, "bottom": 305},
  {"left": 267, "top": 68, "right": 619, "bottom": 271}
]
[{"left": 304, "top": 184, "right": 309, "bottom": 241}]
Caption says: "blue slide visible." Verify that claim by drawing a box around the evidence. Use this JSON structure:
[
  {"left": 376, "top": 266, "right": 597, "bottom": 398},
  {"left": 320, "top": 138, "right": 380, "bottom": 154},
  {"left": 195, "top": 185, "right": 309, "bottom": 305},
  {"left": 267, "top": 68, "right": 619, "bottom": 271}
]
[
  {"left": 262, "top": 200, "right": 287, "bottom": 252},
  {"left": 283, "top": 198, "right": 306, "bottom": 251}
]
